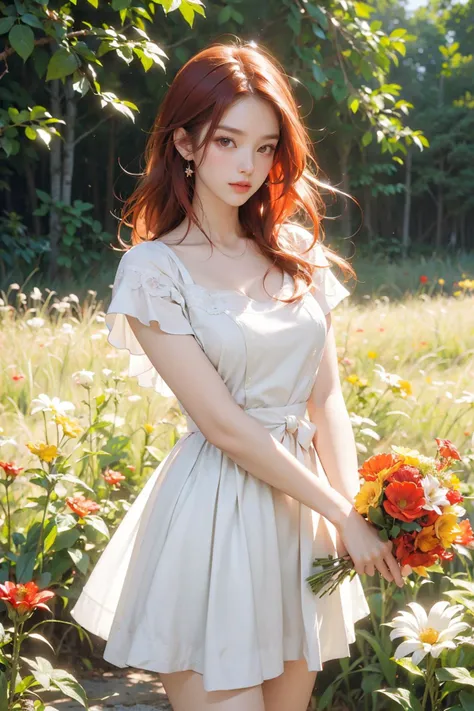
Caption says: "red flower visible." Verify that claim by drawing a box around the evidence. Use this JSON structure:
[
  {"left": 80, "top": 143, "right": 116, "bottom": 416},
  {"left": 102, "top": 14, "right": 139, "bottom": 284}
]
[
  {"left": 386, "top": 464, "right": 422, "bottom": 486},
  {"left": 419, "top": 275, "right": 429, "bottom": 284},
  {"left": 12, "top": 374, "right": 25, "bottom": 381},
  {"left": 431, "top": 544, "right": 455, "bottom": 562},
  {"left": 0, "top": 461, "right": 24, "bottom": 478},
  {"left": 359, "top": 453, "right": 401, "bottom": 482},
  {"left": 418, "top": 509, "right": 440, "bottom": 527},
  {"left": 66, "top": 494, "right": 101, "bottom": 518},
  {"left": 0, "top": 581, "right": 55, "bottom": 616},
  {"left": 405, "top": 549, "right": 439, "bottom": 569},
  {"left": 446, "top": 489, "right": 463, "bottom": 505},
  {"left": 102, "top": 468, "right": 126, "bottom": 486},
  {"left": 393, "top": 532, "right": 417, "bottom": 565},
  {"left": 453, "top": 519, "right": 474, "bottom": 549},
  {"left": 435, "top": 438, "right": 461, "bottom": 461},
  {"left": 383, "top": 481, "right": 426, "bottom": 522}
]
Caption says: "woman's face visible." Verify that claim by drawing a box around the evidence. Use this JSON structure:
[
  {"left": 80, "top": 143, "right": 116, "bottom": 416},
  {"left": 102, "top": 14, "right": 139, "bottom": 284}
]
[{"left": 191, "top": 95, "right": 280, "bottom": 206}]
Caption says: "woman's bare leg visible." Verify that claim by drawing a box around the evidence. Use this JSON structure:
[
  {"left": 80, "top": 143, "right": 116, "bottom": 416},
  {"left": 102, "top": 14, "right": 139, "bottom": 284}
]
[
  {"left": 261, "top": 660, "right": 317, "bottom": 711},
  {"left": 160, "top": 670, "right": 266, "bottom": 711}
]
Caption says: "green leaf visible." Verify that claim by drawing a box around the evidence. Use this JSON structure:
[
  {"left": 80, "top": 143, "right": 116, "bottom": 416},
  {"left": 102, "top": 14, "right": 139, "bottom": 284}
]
[
  {"left": 368, "top": 505, "right": 385, "bottom": 527},
  {"left": 394, "top": 657, "right": 424, "bottom": 677},
  {"left": 375, "top": 688, "right": 422, "bottom": 711},
  {"left": 436, "top": 668, "right": 474, "bottom": 688},
  {"left": 25, "top": 126, "right": 37, "bottom": 140},
  {"left": 362, "top": 131, "right": 373, "bottom": 147},
  {"left": 0, "top": 17, "right": 15, "bottom": 34},
  {"left": 311, "top": 63, "right": 327, "bottom": 85},
  {"left": 357, "top": 629, "right": 397, "bottom": 686},
  {"left": 460, "top": 691, "right": 474, "bottom": 711},
  {"left": 349, "top": 96, "right": 360, "bottom": 113},
  {"left": 50, "top": 671, "right": 88, "bottom": 708},
  {"left": 9, "top": 24, "right": 34, "bottom": 61},
  {"left": 111, "top": 0, "right": 130, "bottom": 8},
  {"left": 46, "top": 48, "right": 81, "bottom": 81},
  {"left": 21, "top": 13, "right": 43, "bottom": 28},
  {"left": 68, "top": 549, "right": 90, "bottom": 576},
  {"left": 83, "top": 515, "right": 109, "bottom": 539}
]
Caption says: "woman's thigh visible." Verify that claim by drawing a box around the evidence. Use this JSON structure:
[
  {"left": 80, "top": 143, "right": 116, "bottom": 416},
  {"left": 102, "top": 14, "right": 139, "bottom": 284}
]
[
  {"left": 261, "top": 659, "right": 317, "bottom": 711},
  {"left": 159, "top": 670, "right": 266, "bottom": 711}
]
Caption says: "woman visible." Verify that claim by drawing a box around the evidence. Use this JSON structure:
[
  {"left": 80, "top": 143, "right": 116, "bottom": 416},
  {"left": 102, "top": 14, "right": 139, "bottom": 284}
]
[{"left": 70, "top": 40, "right": 407, "bottom": 711}]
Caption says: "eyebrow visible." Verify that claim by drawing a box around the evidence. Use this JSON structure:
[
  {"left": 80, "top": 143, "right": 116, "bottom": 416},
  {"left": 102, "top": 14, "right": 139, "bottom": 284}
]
[{"left": 216, "top": 124, "right": 280, "bottom": 140}]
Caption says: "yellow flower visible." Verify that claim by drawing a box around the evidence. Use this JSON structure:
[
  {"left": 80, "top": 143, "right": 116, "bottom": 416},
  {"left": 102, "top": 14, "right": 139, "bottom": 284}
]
[
  {"left": 143, "top": 423, "right": 155, "bottom": 435},
  {"left": 425, "top": 376, "right": 432, "bottom": 384},
  {"left": 355, "top": 479, "right": 383, "bottom": 515},
  {"left": 453, "top": 290, "right": 461, "bottom": 297},
  {"left": 399, "top": 380, "right": 412, "bottom": 397},
  {"left": 434, "top": 513, "right": 462, "bottom": 548},
  {"left": 415, "top": 525, "right": 439, "bottom": 552},
  {"left": 438, "top": 278, "right": 445, "bottom": 286},
  {"left": 449, "top": 474, "right": 461, "bottom": 491},
  {"left": 54, "top": 414, "right": 82, "bottom": 438},
  {"left": 346, "top": 374, "right": 360, "bottom": 385},
  {"left": 367, "top": 351, "right": 377, "bottom": 359},
  {"left": 391, "top": 446, "right": 422, "bottom": 467},
  {"left": 26, "top": 441, "right": 59, "bottom": 463}
]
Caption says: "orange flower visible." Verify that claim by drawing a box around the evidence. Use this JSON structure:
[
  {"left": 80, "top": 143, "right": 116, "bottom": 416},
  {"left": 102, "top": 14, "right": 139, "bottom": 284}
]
[
  {"left": 359, "top": 453, "right": 402, "bottom": 481},
  {"left": 12, "top": 373, "right": 25, "bottom": 381},
  {"left": 0, "top": 461, "right": 24, "bottom": 478},
  {"left": 393, "top": 531, "right": 439, "bottom": 575},
  {"left": 415, "top": 524, "right": 439, "bottom": 552},
  {"left": 446, "top": 489, "right": 463, "bottom": 505},
  {"left": 383, "top": 481, "right": 426, "bottom": 522},
  {"left": 453, "top": 519, "right": 474, "bottom": 549},
  {"left": 435, "top": 438, "right": 461, "bottom": 461},
  {"left": 0, "top": 581, "right": 55, "bottom": 616},
  {"left": 66, "top": 494, "right": 101, "bottom": 518},
  {"left": 102, "top": 468, "right": 126, "bottom": 486}
]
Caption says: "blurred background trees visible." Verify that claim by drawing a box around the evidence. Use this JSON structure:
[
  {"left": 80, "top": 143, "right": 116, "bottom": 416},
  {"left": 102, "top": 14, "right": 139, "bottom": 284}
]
[{"left": 0, "top": 0, "right": 472, "bottom": 285}]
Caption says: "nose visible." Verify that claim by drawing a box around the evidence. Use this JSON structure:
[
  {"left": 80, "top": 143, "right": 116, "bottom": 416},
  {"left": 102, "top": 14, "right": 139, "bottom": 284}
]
[{"left": 238, "top": 148, "right": 255, "bottom": 176}]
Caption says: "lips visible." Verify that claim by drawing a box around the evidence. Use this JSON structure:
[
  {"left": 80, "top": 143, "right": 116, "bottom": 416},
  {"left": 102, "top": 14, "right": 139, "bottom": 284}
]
[{"left": 229, "top": 182, "right": 251, "bottom": 187}]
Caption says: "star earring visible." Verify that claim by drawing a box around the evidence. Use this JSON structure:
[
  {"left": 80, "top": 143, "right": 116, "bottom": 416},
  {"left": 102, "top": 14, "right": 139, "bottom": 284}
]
[{"left": 185, "top": 161, "right": 194, "bottom": 178}]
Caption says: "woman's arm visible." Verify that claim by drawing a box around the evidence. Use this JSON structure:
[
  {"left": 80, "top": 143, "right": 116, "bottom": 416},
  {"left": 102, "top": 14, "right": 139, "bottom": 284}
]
[
  {"left": 126, "top": 314, "right": 405, "bottom": 586},
  {"left": 306, "top": 314, "right": 361, "bottom": 505},
  {"left": 126, "top": 314, "right": 353, "bottom": 527}
]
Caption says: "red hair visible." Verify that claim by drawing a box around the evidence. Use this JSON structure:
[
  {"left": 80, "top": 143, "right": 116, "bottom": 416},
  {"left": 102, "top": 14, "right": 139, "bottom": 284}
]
[{"left": 117, "top": 39, "right": 356, "bottom": 303}]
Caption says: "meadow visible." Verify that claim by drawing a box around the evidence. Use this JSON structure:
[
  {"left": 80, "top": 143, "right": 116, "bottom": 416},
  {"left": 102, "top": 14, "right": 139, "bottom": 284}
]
[{"left": 0, "top": 255, "right": 473, "bottom": 711}]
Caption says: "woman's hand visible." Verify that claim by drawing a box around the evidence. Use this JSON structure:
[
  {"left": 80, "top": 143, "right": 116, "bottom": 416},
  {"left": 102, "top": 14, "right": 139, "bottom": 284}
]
[{"left": 335, "top": 507, "right": 406, "bottom": 587}]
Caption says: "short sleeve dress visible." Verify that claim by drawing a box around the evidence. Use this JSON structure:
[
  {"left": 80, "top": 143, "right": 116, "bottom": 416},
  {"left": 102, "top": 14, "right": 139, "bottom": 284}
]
[{"left": 70, "top": 222, "right": 370, "bottom": 692}]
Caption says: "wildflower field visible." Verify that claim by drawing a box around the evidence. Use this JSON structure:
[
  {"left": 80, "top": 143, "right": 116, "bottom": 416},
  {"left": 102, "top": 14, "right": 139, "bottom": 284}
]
[{"left": 0, "top": 272, "right": 474, "bottom": 711}]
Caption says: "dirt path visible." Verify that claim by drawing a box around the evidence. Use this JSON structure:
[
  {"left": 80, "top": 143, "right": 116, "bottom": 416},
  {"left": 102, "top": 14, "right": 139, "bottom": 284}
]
[{"left": 43, "top": 669, "right": 171, "bottom": 711}]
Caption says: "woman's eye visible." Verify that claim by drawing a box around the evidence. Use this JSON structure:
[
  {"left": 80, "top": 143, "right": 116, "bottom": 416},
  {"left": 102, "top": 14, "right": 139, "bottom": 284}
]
[
  {"left": 216, "top": 137, "right": 234, "bottom": 147},
  {"left": 260, "top": 144, "right": 276, "bottom": 154}
]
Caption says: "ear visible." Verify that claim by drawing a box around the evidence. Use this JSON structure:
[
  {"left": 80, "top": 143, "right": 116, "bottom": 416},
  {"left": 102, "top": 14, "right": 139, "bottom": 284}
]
[{"left": 173, "top": 128, "right": 193, "bottom": 161}]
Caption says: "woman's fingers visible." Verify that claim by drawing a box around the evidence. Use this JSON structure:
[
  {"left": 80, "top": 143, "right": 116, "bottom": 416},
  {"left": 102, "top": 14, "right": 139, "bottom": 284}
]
[{"left": 383, "top": 552, "right": 405, "bottom": 586}]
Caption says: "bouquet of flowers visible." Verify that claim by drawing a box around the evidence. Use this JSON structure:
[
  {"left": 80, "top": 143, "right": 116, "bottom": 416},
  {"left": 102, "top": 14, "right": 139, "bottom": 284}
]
[{"left": 306, "top": 438, "right": 474, "bottom": 597}]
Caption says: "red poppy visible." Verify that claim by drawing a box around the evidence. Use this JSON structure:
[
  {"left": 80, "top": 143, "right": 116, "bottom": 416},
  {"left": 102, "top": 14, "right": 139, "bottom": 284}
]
[
  {"left": 404, "top": 549, "right": 439, "bottom": 569},
  {"left": 435, "top": 438, "right": 461, "bottom": 461},
  {"left": 102, "top": 468, "right": 126, "bottom": 486},
  {"left": 383, "top": 481, "right": 426, "bottom": 522},
  {"left": 453, "top": 519, "right": 474, "bottom": 549},
  {"left": 359, "top": 453, "right": 401, "bottom": 482},
  {"left": 66, "top": 494, "right": 101, "bottom": 517},
  {"left": 386, "top": 464, "right": 422, "bottom": 486},
  {"left": 0, "top": 581, "right": 55, "bottom": 616},
  {"left": 419, "top": 275, "right": 429, "bottom": 284},
  {"left": 12, "top": 374, "right": 25, "bottom": 381},
  {"left": 393, "top": 531, "right": 417, "bottom": 565},
  {"left": 446, "top": 489, "right": 463, "bottom": 505},
  {"left": 0, "top": 461, "right": 24, "bottom": 478}
]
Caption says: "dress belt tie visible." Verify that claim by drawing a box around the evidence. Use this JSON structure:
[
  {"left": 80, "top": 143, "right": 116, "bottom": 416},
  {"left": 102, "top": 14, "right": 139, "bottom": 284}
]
[{"left": 185, "top": 402, "right": 317, "bottom": 451}]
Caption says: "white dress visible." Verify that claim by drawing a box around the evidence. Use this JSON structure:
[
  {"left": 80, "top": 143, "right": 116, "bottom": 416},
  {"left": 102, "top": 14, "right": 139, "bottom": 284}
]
[{"left": 70, "top": 222, "right": 370, "bottom": 692}]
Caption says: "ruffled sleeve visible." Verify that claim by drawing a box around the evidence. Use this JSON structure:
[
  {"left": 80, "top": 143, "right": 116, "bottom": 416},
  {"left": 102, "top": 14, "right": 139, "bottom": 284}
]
[
  {"left": 105, "top": 243, "right": 194, "bottom": 397},
  {"left": 283, "top": 222, "right": 351, "bottom": 315}
]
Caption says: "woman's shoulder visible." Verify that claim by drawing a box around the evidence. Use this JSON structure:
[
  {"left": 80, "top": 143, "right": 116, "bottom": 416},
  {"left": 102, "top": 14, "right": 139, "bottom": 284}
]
[
  {"left": 280, "top": 221, "right": 329, "bottom": 267},
  {"left": 114, "top": 240, "right": 177, "bottom": 276}
]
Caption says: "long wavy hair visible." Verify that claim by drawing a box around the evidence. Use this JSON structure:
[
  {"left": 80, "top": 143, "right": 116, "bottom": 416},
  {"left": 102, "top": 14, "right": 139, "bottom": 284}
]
[{"left": 117, "top": 39, "right": 356, "bottom": 303}]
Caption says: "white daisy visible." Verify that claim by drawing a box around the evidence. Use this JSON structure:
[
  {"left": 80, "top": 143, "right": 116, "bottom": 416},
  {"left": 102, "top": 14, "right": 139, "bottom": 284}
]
[
  {"left": 387, "top": 600, "right": 469, "bottom": 667},
  {"left": 31, "top": 393, "right": 75, "bottom": 416}
]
